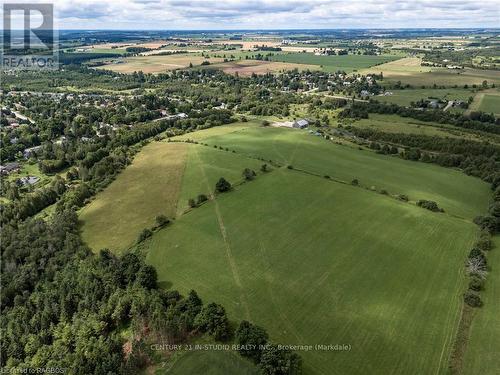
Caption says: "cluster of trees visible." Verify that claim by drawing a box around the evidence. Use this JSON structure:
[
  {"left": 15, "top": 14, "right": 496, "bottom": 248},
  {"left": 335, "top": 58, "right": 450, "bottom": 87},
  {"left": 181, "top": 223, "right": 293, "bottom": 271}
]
[
  {"left": 1, "top": 208, "right": 301, "bottom": 373},
  {"left": 416, "top": 199, "right": 444, "bottom": 213},
  {"left": 236, "top": 321, "right": 302, "bottom": 375}
]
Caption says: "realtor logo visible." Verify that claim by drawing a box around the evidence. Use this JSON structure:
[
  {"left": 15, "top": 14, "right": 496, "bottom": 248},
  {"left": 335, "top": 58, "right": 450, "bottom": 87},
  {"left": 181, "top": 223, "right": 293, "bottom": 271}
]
[{"left": 2, "top": 3, "right": 58, "bottom": 70}]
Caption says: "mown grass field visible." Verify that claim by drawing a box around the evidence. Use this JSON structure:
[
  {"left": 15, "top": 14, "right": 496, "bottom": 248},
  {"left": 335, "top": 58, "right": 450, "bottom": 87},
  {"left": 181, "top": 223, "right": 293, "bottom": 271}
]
[
  {"left": 146, "top": 168, "right": 480, "bottom": 375},
  {"left": 164, "top": 350, "right": 259, "bottom": 375},
  {"left": 463, "top": 236, "right": 500, "bottom": 375},
  {"left": 361, "top": 57, "right": 500, "bottom": 87},
  {"left": 79, "top": 141, "right": 188, "bottom": 252},
  {"left": 269, "top": 53, "right": 400, "bottom": 72}
]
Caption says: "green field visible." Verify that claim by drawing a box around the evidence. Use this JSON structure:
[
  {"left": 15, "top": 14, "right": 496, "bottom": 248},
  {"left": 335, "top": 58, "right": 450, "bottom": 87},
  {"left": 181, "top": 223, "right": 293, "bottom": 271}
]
[
  {"left": 175, "top": 142, "right": 263, "bottom": 215},
  {"left": 374, "top": 88, "right": 475, "bottom": 107},
  {"left": 269, "top": 53, "right": 400, "bottom": 72},
  {"left": 80, "top": 141, "right": 188, "bottom": 252},
  {"left": 349, "top": 113, "right": 500, "bottom": 145},
  {"left": 163, "top": 350, "right": 259, "bottom": 375},
  {"left": 146, "top": 168, "right": 479, "bottom": 374},
  {"left": 477, "top": 94, "right": 500, "bottom": 115},
  {"left": 178, "top": 126, "right": 489, "bottom": 219},
  {"left": 463, "top": 236, "right": 500, "bottom": 375},
  {"left": 80, "top": 122, "right": 491, "bottom": 374}
]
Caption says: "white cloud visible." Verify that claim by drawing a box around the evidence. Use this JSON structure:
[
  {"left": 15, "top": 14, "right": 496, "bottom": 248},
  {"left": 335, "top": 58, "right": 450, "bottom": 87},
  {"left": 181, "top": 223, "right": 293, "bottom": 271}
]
[{"left": 18, "top": 0, "right": 500, "bottom": 29}]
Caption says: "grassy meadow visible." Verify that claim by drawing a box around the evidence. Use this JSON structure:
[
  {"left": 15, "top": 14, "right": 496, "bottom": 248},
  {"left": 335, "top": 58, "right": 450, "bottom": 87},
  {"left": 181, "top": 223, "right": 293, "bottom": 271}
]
[{"left": 79, "top": 141, "right": 188, "bottom": 252}]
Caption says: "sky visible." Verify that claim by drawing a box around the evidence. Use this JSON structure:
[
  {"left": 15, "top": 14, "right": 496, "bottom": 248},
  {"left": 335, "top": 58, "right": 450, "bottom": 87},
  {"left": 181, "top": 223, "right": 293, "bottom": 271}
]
[{"left": 3, "top": 0, "right": 500, "bottom": 30}]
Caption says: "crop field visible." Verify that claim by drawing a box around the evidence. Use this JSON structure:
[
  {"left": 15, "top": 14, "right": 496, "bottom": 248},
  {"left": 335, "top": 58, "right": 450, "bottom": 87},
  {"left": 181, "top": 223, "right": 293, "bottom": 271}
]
[
  {"left": 269, "top": 53, "right": 401, "bottom": 72},
  {"left": 210, "top": 60, "right": 319, "bottom": 76},
  {"left": 79, "top": 141, "right": 188, "bottom": 252},
  {"left": 146, "top": 167, "right": 480, "bottom": 375},
  {"left": 463, "top": 236, "right": 500, "bottom": 375},
  {"left": 95, "top": 54, "right": 224, "bottom": 73},
  {"left": 374, "top": 88, "right": 475, "bottom": 107},
  {"left": 361, "top": 57, "right": 500, "bottom": 87}
]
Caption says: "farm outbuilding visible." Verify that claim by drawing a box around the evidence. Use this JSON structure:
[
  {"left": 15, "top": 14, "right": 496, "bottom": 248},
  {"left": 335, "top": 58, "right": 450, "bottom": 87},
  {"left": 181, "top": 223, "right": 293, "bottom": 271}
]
[{"left": 293, "top": 119, "right": 309, "bottom": 129}]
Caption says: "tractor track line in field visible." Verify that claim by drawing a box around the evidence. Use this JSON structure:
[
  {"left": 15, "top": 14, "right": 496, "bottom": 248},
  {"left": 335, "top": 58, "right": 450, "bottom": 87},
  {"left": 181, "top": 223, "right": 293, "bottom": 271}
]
[{"left": 193, "top": 146, "right": 251, "bottom": 320}]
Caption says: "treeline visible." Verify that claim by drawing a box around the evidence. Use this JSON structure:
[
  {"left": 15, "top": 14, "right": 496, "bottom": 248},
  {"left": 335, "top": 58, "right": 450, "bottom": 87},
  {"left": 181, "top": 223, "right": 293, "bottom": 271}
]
[
  {"left": 0, "top": 210, "right": 301, "bottom": 374},
  {"left": 340, "top": 101, "right": 500, "bottom": 133}
]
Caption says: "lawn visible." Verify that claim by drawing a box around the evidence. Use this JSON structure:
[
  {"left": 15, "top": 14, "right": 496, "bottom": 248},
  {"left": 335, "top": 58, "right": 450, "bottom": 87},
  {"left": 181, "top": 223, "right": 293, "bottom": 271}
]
[
  {"left": 163, "top": 350, "right": 259, "bottom": 375},
  {"left": 462, "top": 236, "right": 500, "bottom": 375},
  {"left": 79, "top": 141, "right": 188, "bottom": 252},
  {"left": 269, "top": 53, "right": 401, "bottom": 72},
  {"left": 146, "top": 168, "right": 479, "bottom": 375},
  {"left": 181, "top": 126, "right": 490, "bottom": 220}
]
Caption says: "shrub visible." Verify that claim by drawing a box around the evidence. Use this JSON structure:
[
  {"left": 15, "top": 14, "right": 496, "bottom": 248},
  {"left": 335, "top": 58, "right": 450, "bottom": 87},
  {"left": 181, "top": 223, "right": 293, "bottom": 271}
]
[
  {"left": 188, "top": 198, "right": 197, "bottom": 208},
  {"left": 416, "top": 200, "right": 444, "bottom": 212},
  {"left": 215, "top": 177, "right": 231, "bottom": 193},
  {"left": 287, "top": 165, "right": 294, "bottom": 170},
  {"left": 155, "top": 215, "right": 170, "bottom": 227},
  {"left": 351, "top": 179, "right": 359, "bottom": 186},
  {"left": 137, "top": 228, "right": 152, "bottom": 243},
  {"left": 260, "top": 164, "right": 268, "bottom": 172},
  {"left": 464, "top": 290, "right": 483, "bottom": 307},
  {"left": 243, "top": 168, "right": 257, "bottom": 181},
  {"left": 397, "top": 194, "right": 409, "bottom": 202},
  {"left": 196, "top": 194, "right": 208, "bottom": 205},
  {"left": 468, "top": 276, "right": 484, "bottom": 292}
]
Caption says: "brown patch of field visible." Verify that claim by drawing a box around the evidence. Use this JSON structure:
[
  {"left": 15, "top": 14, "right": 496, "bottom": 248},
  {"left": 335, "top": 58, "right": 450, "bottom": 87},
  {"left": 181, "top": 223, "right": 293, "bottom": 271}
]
[
  {"left": 214, "top": 60, "right": 319, "bottom": 76},
  {"left": 96, "top": 54, "right": 223, "bottom": 74},
  {"left": 79, "top": 142, "right": 188, "bottom": 252}
]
